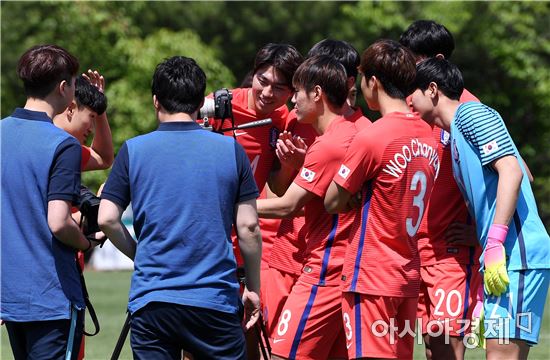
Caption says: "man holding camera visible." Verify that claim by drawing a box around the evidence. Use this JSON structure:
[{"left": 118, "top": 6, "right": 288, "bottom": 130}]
[
  {"left": 1, "top": 44, "right": 98, "bottom": 360},
  {"left": 98, "top": 56, "right": 262, "bottom": 359}
]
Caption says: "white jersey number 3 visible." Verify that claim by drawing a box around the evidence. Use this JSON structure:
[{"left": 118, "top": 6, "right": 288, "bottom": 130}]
[{"left": 406, "top": 171, "right": 427, "bottom": 237}]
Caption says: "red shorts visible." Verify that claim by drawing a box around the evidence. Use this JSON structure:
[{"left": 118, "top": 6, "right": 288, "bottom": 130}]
[
  {"left": 262, "top": 267, "right": 299, "bottom": 341},
  {"left": 271, "top": 279, "right": 346, "bottom": 360},
  {"left": 342, "top": 293, "right": 417, "bottom": 360},
  {"left": 417, "top": 262, "right": 481, "bottom": 337}
]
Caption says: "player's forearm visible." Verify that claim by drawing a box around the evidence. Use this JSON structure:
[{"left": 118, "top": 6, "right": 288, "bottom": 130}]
[
  {"left": 90, "top": 113, "right": 114, "bottom": 168},
  {"left": 237, "top": 222, "right": 262, "bottom": 294},
  {"left": 257, "top": 198, "right": 300, "bottom": 218},
  {"left": 492, "top": 156, "right": 523, "bottom": 226}
]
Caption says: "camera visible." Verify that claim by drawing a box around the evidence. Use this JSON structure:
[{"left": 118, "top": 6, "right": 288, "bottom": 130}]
[
  {"left": 198, "top": 88, "right": 233, "bottom": 120},
  {"left": 78, "top": 185, "right": 101, "bottom": 236}
]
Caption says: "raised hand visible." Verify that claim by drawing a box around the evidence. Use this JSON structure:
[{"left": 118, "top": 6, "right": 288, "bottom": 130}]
[{"left": 82, "top": 69, "right": 105, "bottom": 93}]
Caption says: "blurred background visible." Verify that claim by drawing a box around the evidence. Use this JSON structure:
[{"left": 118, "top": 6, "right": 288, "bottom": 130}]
[{"left": 1, "top": 1, "right": 549, "bottom": 224}]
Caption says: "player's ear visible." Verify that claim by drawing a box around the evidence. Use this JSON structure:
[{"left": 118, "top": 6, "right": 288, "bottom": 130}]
[
  {"left": 152, "top": 95, "right": 160, "bottom": 110},
  {"left": 368, "top": 76, "right": 379, "bottom": 91},
  {"left": 313, "top": 85, "right": 322, "bottom": 102},
  {"left": 67, "top": 101, "right": 77, "bottom": 119},
  {"left": 346, "top": 76, "right": 356, "bottom": 91},
  {"left": 428, "top": 82, "right": 438, "bottom": 99}
]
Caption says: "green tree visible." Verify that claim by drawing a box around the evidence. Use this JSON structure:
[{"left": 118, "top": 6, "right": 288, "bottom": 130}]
[{"left": 1, "top": 1, "right": 234, "bottom": 191}]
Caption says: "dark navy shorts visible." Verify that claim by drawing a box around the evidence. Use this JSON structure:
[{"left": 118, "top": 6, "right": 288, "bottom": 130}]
[
  {"left": 130, "top": 301, "right": 246, "bottom": 359},
  {"left": 5, "top": 307, "right": 84, "bottom": 360}
]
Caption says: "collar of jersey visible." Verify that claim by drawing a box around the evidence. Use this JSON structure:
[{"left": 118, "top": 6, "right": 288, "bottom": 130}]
[
  {"left": 12, "top": 108, "right": 52, "bottom": 122},
  {"left": 158, "top": 121, "right": 203, "bottom": 131}
]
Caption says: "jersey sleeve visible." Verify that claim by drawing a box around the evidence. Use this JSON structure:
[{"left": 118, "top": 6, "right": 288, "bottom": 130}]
[
  {"left": 456, "top": 103, "right": 516, "bottom": 166},
  {"left": 333, "top": 129, "right": 380, "bottom": 194},
  {"left": 293, "top": 139, "right": 336, "bottom": 198},
  {"left": 101, "top": 142, "right": 131, "bottom": 209},
  {"left": 81, "top": 145, "right": 91, "bottom": 170},
  {"left": 48, "top": 137, "right": 82, "bottom": 204},
  {"left": 48, "top": 138, "right": 81, "bottom": 204},
  {"left": 235, "top": 142, "right": 259, "bottom": 203}
]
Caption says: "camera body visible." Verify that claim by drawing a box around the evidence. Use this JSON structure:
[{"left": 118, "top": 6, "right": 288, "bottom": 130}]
[
  {"left": 78, "top": 186, "right": 101, "bottom": 235},
  {"left": 198, "top": 88, "right": 233, "bottom": 120}
]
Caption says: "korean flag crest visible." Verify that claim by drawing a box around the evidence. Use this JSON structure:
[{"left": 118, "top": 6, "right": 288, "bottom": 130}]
[{"left": 300, "top": 167, "right": 316, "bottom": 182}]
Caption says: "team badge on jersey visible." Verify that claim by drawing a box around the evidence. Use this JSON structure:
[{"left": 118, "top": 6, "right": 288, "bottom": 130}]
[
  {"left": 482, "top": 140, "right": 499, "bottom": 156},
  {"left": 440, "top": 129, "right": 450, "bottom": 146},
  {"left": 269, "top": 127, "right": 280, "bottom": 149},
  {"left": 452, "top": 139, "right": 460, "bottom": 164},
  {"left": 338, "top": 164, "right": 351, "bottom": 179},
  {"left": 300, "top": 167, "right": 316, "bottom": 182}
]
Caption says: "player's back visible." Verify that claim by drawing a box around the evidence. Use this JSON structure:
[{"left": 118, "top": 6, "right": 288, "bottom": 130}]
[{"left": 340, "top": 112, "right": 439, "bottom": 297}]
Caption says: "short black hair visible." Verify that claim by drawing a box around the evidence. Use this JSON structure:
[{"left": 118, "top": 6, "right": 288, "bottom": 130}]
[
  {"left": 152, "top": 56, "right": 206, "bottom": 114},
  {"left": 253, "top": 43, "right": 304, "bottom": 88},
  {"left": 75, "top": 75, "right": 107, "bottom": 115},
  {"left": 414, "top": 58, "right": 464, "bottom": 101},
  {"left": 359, "top": 39, "right": 416, "bottom": 100},
  {"left": 399, "top": 20, "right": 455, "bottom": 60},
  {"left": 293, "top": 55, "right": 348, "bottom": 108},
  {"left": 307, "top": 39, "right": 360, "bottom": 80},
  {"left": 17, "top": 44, "right": 79, "bottom": 99}
]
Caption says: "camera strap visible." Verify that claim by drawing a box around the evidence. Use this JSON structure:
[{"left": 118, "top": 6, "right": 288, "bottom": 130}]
[{"left": 76, "top": 253, "right": 101, "bottom": 337}]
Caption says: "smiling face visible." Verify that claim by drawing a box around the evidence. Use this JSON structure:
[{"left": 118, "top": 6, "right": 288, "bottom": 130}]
[
  {"left": 291, "top": 86, "right": 318, "bottom": 124},
  {"left": 250, "top": 65, "right": 292, "bottom": 117}
]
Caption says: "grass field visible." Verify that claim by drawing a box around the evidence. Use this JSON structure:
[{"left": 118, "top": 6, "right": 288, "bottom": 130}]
[{"left": 2, "top": 270, "right": 549, "bottom": 359}]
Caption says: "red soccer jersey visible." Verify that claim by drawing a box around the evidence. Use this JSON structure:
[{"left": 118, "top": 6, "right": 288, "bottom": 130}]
[
  {"left": 293, "top": 116, "right": 358, "bottom": 286},
  {"left": 269, "top": 109, "right": 370, "bottom": 276},
  {"left": 258, "top": 188, "right": 281, "bottom": 269},
  {"left": 81, "top": 145, "right": 91, "bottom": 170},
  {"left": 416, "top": 89, "right": 482, "bottom": 266},
  {"left": 268, "top": 110, "right": 318, "bottom": 275},
  {"left": 348, "top": 107, "right": 372, "bottom": 131},
  {"left": 335, "top": 112, "right": 439, "bottom": 297},
  {"left": 210, "top": 88, "right": 288, "bottom": 193}
]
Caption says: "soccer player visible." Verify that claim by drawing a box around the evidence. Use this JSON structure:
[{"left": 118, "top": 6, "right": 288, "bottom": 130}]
[
  {"left": 1, "top": 44, "right": 98, "bottom": 360},
  {"left": 263, "top": 38, "right": 371, "bottom": 344},
  {"left": 411, "top": 57, "right": 550, "bottom": 360},
  {"left": 98, "top": 56, "right": 261, "bottom": 359},
  {"left": 54, "top": 69, "right": 113, "bottom": 171},
  {"left": 204, "top": 42, "right": 302, "bottom": 292},
  {"left": 208, "top": 43, "right": 304, "bottom": 194},
  {"left": 399, "top": 20, "right": 482, "bottom": 359},
  {"left": 324, "top": 39, "right": 440, "bottom": 360},
  {"left": 257, "top": 55, "right": 358, "bottom": 359}
]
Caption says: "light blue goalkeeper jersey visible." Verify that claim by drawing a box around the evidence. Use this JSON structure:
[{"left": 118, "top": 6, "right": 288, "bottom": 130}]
[{"left": 450, "top": 101, "right": 550, "bottom": 271}]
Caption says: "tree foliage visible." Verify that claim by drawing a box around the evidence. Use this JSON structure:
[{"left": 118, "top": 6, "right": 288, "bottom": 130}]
[{"left": 2, "top": 1, "right": 549, "bottom": 228}]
